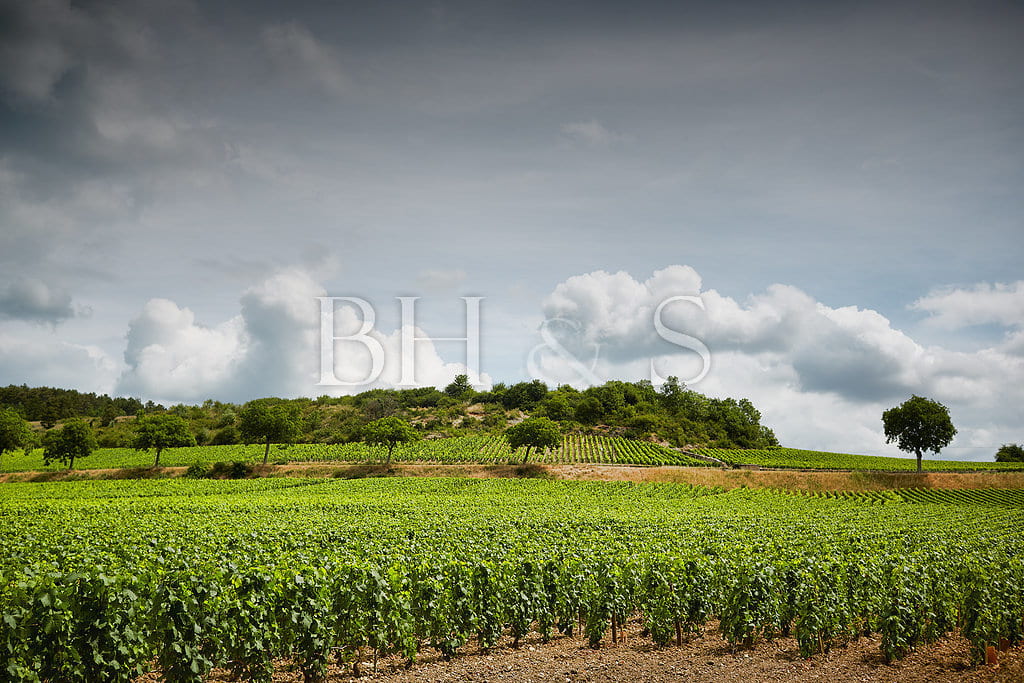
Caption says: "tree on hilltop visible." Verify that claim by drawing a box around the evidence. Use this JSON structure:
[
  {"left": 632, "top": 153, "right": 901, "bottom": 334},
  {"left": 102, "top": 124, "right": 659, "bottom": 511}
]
[
  {"left": 996, "top": 444, "right": 1024, "bottom": 463},
  {"left": 444, "top": 373, "right": 474, "bottom": 399},
  {"left": 882, "top": 395, "right": 956, "bottom": 473}
]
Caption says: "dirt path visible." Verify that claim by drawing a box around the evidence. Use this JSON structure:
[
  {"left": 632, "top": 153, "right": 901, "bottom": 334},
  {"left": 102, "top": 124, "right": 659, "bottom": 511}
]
[{"left": 7, "top": 462, "right": 1024, "bottom": 491}]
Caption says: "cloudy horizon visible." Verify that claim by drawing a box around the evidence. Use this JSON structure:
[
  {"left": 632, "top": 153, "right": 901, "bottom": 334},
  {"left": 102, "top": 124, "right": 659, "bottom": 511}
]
[{"left": 1, "top": 0, "right": 1022, "bottom": 460}]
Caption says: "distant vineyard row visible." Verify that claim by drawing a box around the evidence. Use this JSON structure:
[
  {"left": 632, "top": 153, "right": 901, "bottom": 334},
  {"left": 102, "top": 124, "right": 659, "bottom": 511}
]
[
  {"left": 0, "top": 435, "right": 708, "bottom": 472},
  {"left": 691, "top": 447, "right": 1024, "bottom": 472},
  {"left": 788, "top": 488, "right": 1024, "bottom": 507}
]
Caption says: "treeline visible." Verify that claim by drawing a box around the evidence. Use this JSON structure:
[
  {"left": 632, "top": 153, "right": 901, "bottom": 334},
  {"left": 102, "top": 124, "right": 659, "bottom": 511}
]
[
  {"left": 0, "top": 385, "right": 151, "bottom": 427},
  {"left": 0, "top": 377, "right": 778, "bottom": 450}
]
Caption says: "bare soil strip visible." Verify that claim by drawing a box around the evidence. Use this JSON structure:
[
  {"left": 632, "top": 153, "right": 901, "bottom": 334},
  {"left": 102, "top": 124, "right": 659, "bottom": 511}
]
[
  {"left": 6, "top": 462, "right": 1024, "bottom": 491},
  {"left": 172, "top": 619, "right": 1024, "bottom": 683}
]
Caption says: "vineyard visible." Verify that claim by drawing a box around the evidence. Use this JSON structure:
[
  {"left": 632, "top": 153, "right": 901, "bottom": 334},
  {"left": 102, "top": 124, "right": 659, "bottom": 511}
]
[
  {"left": 1, "top": 477, "right": 1023, "bottom": 681},
  {"left": 788, "top": 487, "right": 1024, "bottom": 507},
  {"left": 2, "top": 438, "right": 1017, "bottom": 476},
  {"left": 692, "top": 447, "right": 1024, "bottom": 472},
  {"left": 0, "top": 434, "right": 708, "bottom": 472}
]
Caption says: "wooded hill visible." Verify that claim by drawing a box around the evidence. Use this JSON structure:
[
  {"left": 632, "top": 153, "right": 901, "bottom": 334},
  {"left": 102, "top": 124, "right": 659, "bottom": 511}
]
[{"left": 1, "top": 377, "right": 778, "bottom": 451}]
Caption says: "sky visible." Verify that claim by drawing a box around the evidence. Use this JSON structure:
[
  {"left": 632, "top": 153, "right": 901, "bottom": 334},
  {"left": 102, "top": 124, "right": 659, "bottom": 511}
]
[{"left": 0, "top": 0, "right": 1022, "bottom": 460}]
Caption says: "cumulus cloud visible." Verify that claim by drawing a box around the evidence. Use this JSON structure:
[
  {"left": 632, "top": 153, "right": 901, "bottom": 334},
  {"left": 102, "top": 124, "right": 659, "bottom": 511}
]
[
  {"left": 0, "top": 279, "right": 77, "bottom": 324},
  {"left": 116, "top": 267, "right": 485, "bottom": 404},
  {"left": 911, "top": 281, "right": 1024, "bottom": 330},
  {"left": 535, "top": 266, "right": 1024, "bottom": 459},
  {"left": 118, "top": 299, "right": 246, "bottom": 401}
]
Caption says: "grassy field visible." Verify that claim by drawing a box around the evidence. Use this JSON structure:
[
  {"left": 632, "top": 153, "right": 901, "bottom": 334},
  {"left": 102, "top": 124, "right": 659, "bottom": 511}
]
[
  {"left": 1, "top": 476, "right": 1022, "bottom": 679},
  {"left": 0, "top": 434, "right": 708, "bottom": 472},
  {"left": 692, "top": 446, "right": 1024, "bottom": 471}
]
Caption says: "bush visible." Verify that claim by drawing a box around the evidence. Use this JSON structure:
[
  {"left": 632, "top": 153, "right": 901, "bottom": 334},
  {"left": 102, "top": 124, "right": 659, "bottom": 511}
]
[
  {"left": 186, "top": 462, "right": 212, "bottom": 479},
  {"left": 209, "top": 460, "right": 253, "bottom": 479}
]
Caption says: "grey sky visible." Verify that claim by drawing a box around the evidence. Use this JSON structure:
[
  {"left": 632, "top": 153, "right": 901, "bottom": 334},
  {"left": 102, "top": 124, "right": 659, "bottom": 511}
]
[{"left": 1, "top": 0, "right": 1022, "bottom": 459}]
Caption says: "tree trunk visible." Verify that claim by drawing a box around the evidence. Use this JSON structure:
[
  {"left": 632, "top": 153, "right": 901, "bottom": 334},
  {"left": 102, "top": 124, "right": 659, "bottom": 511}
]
[
  {"left": 522, "top": 446, "right": 532, "bottom": 465},
  {"left": 154, "top": 447, "right": 162, "bottom": 468},
  {"left": 386, "top": 444, "right": 393, "bottom": 465},
  {"left": 916, "top": 449, "right": 922, "bottom": 473},
  {"left": 68, "top": 456, "right": 74, "bottom": 471},
  {"left": 263, "top": 437, "right": 271, "bottom": 464}
]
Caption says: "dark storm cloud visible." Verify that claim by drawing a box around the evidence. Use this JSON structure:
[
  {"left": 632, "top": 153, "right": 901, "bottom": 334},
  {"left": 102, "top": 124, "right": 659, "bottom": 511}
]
[{"left": 0, "top": 279, "right": 76, "bottom": 324}]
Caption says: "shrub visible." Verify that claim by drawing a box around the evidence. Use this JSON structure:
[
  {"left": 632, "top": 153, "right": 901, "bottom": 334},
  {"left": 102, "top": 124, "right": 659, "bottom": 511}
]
[
  {"left": 186, "top": 462, "right": 212, "bottom": 479},
  {"left": 209, "top": 460, "right": 253, "bottom": 479}
]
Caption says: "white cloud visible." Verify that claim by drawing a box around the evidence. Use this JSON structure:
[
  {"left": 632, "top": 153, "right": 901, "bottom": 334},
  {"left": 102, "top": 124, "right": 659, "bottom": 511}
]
[
  {"left": 535, "top": 266, "right": 1024, "bottom": 460},
  {"left": 0, "top": 330, "right": 118, "bottom": 394},
  {"left": 116, "top": 267, "right": 487, "bottom": 404},
  {"left": 118, "top": 298, "right": 246, "bottom": 401},
  {"left": 911, "top": 281, "right": 1024, "bottom": 329}
]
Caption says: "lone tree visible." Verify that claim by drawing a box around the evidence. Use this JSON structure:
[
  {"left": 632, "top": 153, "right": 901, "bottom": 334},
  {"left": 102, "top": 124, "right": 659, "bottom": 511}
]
[
  {"left": 43, "top": 419, "right": 97, "bottom": 471},
  {"left": 444, "top": 373, "right": 473, "bottom": 399},
  {"left": 882, "top": 395, "right": 957, "bottom": 473},
  {"left": 238, "top": 399, "right": 300, "bottom": 464},
  {"left": 132, "top": 413, "right": 196, "bottom": 467},
  {"left": 0, "top": 408, "right": 33, "bottom": 469},
  {"left": 996, "top": 444, "right": 1024, "bottom": 463},
  {"left": 505, "top": 416, "right": 561, "bottom": 465},
  {"left": 362, "top": 417, "right": 418, "bottom": 465}
]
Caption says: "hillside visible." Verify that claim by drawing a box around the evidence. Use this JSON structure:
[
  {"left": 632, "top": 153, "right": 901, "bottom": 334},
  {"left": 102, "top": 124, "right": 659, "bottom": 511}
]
[{"left": 1, "top": 378, "right": 779, "bottom": 452}]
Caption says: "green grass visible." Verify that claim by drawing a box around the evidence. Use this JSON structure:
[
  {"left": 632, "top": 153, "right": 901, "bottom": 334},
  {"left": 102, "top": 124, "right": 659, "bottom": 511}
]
[
  {"left": 0, "top": 434, "right": 707, "bottom": 472},
  {"left": 692, "top": 446, "right": 1024, "bottom": 472}
]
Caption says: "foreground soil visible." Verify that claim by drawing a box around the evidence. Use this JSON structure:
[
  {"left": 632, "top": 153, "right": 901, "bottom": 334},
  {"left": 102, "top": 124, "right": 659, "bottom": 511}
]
[
  {"left": 7, "top": 461, "right": 1024, "bottom": 492},
  {"left": 186, "top": 620, "right": 1024, "bottom": 683}
]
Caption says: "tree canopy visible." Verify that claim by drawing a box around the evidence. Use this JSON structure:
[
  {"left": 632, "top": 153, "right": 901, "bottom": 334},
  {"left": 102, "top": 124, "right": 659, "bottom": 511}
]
[
  {"left": 132, "top": 413, "right": 196, "bottom": 467},
  {"left": 362, "top": 417, "right": 418, "bottom": 464},
  {"left": 996, "top": 444, "right": 1024, "bottom": 463},
  {"left": 42, "top": 419, "right": 97, "bottom": 470},
  {"left": 882, "top": 395, "right": 957, "bottom": 472},
  {"left": 0, "top": 408, "right": 33, "bottom": 467},
  {"left": 506, "top": 417, "right": 561, "bottom": 465},
  {"left": 238, "top": 399, "right": 300, "bottom": 464},
  {"left": 443, "top": 373, "right": 473, "bottom": 399}
]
